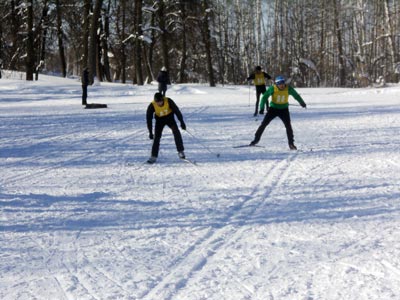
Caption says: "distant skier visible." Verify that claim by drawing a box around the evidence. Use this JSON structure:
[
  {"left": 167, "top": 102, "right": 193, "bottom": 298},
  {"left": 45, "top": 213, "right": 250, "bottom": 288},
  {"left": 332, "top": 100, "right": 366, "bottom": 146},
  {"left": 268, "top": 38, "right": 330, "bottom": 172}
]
[
  {"left": 246, "top": 66, "right": 272, "bottom": 116},
  {"left": 157, "top": 66, "right": 171, "bottom": 97},
  {"left": 146, "top": 92, "right": 186, "bottom": 164},
  {"left": 250, "top": 75, "right": 306, "bottom": 150}
]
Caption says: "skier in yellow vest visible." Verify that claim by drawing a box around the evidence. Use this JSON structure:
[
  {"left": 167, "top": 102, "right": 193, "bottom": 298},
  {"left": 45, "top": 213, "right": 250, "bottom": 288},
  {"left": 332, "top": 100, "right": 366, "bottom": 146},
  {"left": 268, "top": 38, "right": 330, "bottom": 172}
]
[
  {"left": 250, "top": 76, "right": 306, "bottom": 150},
  {"left": 146, "top": 92, "right": 186, "bottom": 164},
  {"left": 246, "top": 66, "right": 272, "bottom": 116}
]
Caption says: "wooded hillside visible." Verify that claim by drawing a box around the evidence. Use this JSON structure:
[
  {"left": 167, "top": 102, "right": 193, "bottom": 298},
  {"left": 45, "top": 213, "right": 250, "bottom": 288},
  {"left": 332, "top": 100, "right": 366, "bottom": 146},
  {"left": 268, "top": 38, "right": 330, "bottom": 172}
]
[{"left": 0, "top": 0, "right": 399, "bottom": 87}]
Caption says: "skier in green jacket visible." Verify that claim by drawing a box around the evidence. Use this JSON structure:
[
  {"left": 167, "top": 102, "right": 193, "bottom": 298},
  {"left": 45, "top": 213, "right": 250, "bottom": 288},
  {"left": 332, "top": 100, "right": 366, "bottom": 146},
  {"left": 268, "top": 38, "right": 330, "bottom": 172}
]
[{"left": 250, "top": 76, "right": 306, "bottom": 150}]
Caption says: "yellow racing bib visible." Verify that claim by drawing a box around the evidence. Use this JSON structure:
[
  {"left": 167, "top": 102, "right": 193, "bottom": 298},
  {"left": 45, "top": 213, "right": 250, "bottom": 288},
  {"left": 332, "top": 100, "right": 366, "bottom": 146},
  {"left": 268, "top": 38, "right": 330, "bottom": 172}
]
[
  {"left": 152, "top": 98, "right": 172, "bottom": 117},
  {"left": 254, "top": 73, "right": 266, "bottom": 86},
  {"left": 271, "top": 85, "right": 289, "bottom": 105}
]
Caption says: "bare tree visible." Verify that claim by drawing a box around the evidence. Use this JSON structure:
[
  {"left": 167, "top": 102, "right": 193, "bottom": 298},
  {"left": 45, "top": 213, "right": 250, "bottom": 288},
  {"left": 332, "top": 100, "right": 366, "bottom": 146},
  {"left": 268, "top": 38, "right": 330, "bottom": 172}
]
[
  {"left": 102, "top": 0, "right": 112, "bottom": 82},
  {"left": 134, "top": 0, "right": 143, "bottom": 85},
  {"left": 157, "top": 0, "right": 169, "bottom": 72},
  {"left": 333, "top": 0, "right": 345, "bottom": 86},
  {"left": 202, "top": 0, "right": 215, "bottom": 87},
  {"left": 82, "top": 0, "right": 90, "bottom": 71},
  {"left": 1, "top": 0, "right": 399, "bottom": 86},
  {"left": 35, "top": 0, "right": 49, "bottom": 80},
  {"left": 383, "top": 0, "right": 398, "bottom": 82},
  {"left": 0, "top": 0, "right": 6, "bottom": 78},
  {"left": 26, "top": 0, "right": 35, "bottom": 80},
  {"left": 178, "top": 0, "right": 188, "bottom": 83},
  {"left": 89, "top": 0, "right": 102, "bottom": 83},
  {"left": 55, "top": 0, "right": 66, "bottom": 77},
  {"left": 256, "top": 0, "right": 262, "bottom": 65},
  {"left": 119, "top": 0, "right": 127, "bottom": 83}
]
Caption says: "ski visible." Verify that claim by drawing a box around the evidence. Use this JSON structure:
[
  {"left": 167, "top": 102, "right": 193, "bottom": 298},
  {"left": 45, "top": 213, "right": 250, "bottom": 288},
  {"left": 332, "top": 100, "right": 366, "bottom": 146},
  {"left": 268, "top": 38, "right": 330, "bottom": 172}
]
[
  {"left": 136, "top": 158, "right": 197, "bottom": 165},
  {"left": 233, "top": 144, "right": 265, "bottom": 148},
  {"left": 127, "top": 161, "right": 154, "bottom": 166},
  {"left": 180, "top": 158, "right": 197, "bottom": 165}
]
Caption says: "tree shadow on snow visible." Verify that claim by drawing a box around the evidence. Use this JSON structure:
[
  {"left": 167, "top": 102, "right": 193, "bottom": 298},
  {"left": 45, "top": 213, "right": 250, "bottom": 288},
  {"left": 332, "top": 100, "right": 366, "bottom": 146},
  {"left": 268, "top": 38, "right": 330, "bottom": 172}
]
[{"left": 1, "top": 184, "right": 398, "bottom": 233}]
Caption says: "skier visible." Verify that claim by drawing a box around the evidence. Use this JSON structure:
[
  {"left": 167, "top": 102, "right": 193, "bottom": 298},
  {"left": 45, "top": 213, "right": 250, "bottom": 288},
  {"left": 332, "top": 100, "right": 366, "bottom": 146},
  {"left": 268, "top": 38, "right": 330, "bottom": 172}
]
[
  {"left": 250, "top": 75, "right": 306, "bottom": 150},
  {"left": 157, "top": 66, "right": 171, "bottom": 97},
  {"left": 146, "top": 92, "right": 186, "bottom": 164},
  {"left": 246, "top": 66, "right": 272, "bottom": 116}
]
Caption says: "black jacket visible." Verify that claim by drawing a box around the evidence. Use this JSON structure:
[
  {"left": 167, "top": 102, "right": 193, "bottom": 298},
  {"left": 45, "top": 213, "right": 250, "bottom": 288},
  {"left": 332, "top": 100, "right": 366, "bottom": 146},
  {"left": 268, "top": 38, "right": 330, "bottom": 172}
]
[
  {"left": 146, "top": 98, "right": 184, "bottom": 132},
  {"left": 246, "top": 71, "right": 272, "bottom": 84},
  {"left": 157, "top": 71, "right": 171, "bottom": 86}
]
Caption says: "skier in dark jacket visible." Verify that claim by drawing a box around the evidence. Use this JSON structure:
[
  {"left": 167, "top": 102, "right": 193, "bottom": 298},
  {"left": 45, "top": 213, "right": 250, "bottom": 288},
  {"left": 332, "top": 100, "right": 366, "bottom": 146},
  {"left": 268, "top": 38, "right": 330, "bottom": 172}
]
[
  {"left": 157, "top": 67, "right": 171, "bottom": 96},
  {"left": 247, "top": 66, "right": 272, "bottom": 116},
  {"left": 250, "top": 75, "right": 306, "bottom": 150},
  {"left": 146, "top": 92, "right": 186, "bottom": 164}
]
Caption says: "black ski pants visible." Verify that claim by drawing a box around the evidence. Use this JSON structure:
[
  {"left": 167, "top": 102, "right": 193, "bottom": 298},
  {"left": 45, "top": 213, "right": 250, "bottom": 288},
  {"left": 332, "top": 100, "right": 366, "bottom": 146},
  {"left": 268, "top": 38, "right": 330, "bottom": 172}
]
[
  {"left": 255, "top": 85, "right": 268, "bottom": 114},
  {"left": 253, "top": 107, "right": 294, "bottom": 145},
  {"left": 158, "top": 83, "right": 167, "bottom": 97},
  {"left": 152, "top": 115, "right": 184, "bottom": 157}
]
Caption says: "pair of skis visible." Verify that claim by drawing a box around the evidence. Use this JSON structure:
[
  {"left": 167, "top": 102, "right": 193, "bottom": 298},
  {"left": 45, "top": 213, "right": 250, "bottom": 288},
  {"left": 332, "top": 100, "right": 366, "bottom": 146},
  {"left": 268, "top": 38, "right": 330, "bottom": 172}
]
[
  {"left": 146, "top": 157, "right": 197, "bottom": 165},
  {"left": 145, "top": 144, "right": 261, "bottom": 164}
]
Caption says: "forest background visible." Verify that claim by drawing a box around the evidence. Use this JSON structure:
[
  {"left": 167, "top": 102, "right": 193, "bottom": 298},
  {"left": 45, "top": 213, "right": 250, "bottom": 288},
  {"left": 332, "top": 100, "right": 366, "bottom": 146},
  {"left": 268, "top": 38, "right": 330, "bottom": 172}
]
[{"left": 0, "top": 0, "right": 399, "bottom": 88}]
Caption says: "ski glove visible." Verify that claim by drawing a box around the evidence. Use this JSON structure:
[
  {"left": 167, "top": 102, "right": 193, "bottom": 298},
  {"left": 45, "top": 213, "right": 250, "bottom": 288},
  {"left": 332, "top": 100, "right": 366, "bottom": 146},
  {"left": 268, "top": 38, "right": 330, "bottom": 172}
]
[
  {"left": 181, "top": 122, "right": 186, "bottom": 130},
  {"left": 301, "top": 102, "right": 307, "bottom": 108},
  {"left": 149, "top": 132, "right": 154, "bottom": 140}
]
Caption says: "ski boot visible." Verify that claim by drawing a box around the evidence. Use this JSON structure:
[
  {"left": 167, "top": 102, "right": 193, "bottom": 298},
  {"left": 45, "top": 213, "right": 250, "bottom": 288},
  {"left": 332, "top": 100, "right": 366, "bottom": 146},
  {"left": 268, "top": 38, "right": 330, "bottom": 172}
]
[{"left": 147, "top": 156, "right": 157, "bottom": 164}]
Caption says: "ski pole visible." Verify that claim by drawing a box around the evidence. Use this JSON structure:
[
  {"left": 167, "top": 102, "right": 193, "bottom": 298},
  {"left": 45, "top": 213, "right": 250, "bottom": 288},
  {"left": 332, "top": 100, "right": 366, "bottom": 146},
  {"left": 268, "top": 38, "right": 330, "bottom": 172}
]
[
  {"left": 184, "top": 129, "right": 221, "bottom": 158},
  {"left": 289, "top": 103, "right": 307, "bottom": 110}
]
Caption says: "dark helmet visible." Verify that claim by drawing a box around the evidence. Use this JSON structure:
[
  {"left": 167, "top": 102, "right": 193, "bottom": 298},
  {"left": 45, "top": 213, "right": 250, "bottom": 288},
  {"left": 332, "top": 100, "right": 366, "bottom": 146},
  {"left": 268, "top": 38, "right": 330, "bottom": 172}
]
[
  {"left": 255, "top": 66, "right": 262, "bottom": 71},
  {"left": 275, "top": 76, "right": 285, "bottom": 85},
  {"left": 154, "top": 92, "right": 163, "bottom": 102}
]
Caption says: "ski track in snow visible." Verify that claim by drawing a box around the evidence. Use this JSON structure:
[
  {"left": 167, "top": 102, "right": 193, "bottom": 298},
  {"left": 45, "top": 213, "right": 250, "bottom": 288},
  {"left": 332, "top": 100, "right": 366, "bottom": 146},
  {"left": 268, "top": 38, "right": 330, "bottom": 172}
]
[
  {"left": 141, "top": 153, "right": 299, "bottom": 300},
  {"left": 1, "top": 75, "right": 400, "bottom": 300}
]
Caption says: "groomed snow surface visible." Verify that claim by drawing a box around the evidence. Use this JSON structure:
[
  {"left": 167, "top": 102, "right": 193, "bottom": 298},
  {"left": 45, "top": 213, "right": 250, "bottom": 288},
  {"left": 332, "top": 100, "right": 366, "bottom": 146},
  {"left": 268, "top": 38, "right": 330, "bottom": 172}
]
[{"left": 1, "top": 75, "right": 400, "bottom": 300}]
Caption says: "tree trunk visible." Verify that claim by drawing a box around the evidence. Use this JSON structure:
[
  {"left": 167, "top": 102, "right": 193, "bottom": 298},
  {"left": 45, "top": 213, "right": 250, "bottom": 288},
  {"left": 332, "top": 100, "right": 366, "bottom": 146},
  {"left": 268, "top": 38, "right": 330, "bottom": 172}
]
[
  {"left": 134, "top": 0, "right": 143, "bottom": 85},
  {"left": 82, "top": 0, "right": 90, "bottom": 72},
  {"left": 333, "top": 0, "right": 345, "bottom": 86},
  {"left": 0, "top": 7, "right": 2, "bottom": 78},
  {"left": 26, "top": 0, "right": 34, "bottom": 81},
  {"left": 55, "top": 0, "right": 67, "bottom": 77},
  {"left": 89, "top": 0, "right": 102, "bottom": 83},
  {"left": 383, "top": 0, "right": 398, "bottom": 82},
  {"left": 256, "top": 0, "right": 262, "bottom": 65},
  {"left": 102, "top": 0, "right": 112, "bottom": 82},
  {"left": 146, "top": 12, "right": 157, "bottom": 82},
  {"left": 121, "top": 0, "right": 126, "bottom": 83},
  {"left": 36, "top": 0, "right": 48, "bottom": 80},
  {"left": 178, "top": 0, "right": 187, "bottom": 83},
  {"left": 202, "top": 0, "right": 215, "bottom": 87},
  {"left": 158, "top": 0, "right": 169, "bottom": 72}
]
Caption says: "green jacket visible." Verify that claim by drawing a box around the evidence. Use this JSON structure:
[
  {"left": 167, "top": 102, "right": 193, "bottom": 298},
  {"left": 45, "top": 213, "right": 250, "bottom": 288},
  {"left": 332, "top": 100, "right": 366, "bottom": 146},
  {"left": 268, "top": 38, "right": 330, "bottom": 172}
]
[{"left": 260, "top": 84, "right": 306, "bottom": 110}]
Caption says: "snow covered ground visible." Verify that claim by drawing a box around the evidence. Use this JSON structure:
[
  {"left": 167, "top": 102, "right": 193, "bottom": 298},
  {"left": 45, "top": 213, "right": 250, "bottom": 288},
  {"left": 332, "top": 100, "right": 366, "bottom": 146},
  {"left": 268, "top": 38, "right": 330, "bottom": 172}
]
[{"left": 1, "top": 74, "right": 400, "bottom": 300}]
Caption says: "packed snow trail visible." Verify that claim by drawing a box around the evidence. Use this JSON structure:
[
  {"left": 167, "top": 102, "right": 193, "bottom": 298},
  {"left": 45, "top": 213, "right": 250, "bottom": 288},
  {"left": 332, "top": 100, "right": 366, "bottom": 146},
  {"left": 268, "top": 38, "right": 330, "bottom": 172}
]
[{"left": 1, "top": 75, "right": 400, "bottom": 299}]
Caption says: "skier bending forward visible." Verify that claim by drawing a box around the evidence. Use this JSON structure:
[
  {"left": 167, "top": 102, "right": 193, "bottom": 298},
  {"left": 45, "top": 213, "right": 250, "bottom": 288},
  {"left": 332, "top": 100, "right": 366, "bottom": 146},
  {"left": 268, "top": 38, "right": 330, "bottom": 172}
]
[{"left": 146, "top": 92, "right": 186, "bottom": 164}]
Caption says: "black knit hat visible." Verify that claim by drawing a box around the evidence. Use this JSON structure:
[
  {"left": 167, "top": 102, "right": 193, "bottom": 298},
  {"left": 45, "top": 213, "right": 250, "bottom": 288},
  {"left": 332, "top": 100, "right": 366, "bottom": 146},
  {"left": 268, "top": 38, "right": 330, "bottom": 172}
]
[{"left": 154, "top": 92, "right": 163, "bottom": 102}]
